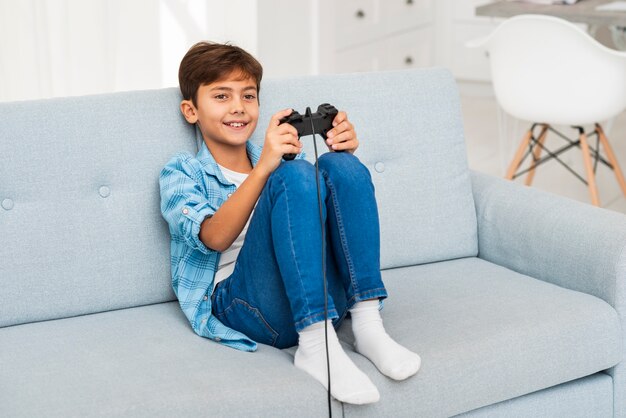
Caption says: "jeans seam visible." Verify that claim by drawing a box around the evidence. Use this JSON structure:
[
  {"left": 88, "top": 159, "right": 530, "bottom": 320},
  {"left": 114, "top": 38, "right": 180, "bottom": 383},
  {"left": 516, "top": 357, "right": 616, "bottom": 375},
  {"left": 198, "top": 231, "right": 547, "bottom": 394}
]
[
  {"left": 275, "top": 168, "right": 315, "bottom": 324},
  {"left": 322, "top": 169, "right": 360, "bottom": 297}
]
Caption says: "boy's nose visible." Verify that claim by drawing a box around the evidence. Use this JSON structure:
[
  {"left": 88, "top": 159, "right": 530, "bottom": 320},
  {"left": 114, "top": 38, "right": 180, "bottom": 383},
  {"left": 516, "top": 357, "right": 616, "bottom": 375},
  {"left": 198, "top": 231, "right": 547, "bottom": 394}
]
[{"left": 230, "top": 98, "right": 244, "bottom": 114}]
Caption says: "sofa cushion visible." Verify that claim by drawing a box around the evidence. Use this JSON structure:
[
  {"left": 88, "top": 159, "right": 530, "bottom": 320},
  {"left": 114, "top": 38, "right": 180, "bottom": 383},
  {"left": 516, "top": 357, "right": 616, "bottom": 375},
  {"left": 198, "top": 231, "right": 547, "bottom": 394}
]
[
  {"left": 0, "top": 302, "right": 342, "bottom": 418},
  {"left": 0, "top": 89, "right": 193, "bottom": 327},
  {"left": 455, "top": 373, "right": 613, "bottom": 418},
  {"left": 336, "top": 257, "right": 622, "bottom": 417},
  {"left": 253, "top": 69, "right": 478, "bottom": 270}
]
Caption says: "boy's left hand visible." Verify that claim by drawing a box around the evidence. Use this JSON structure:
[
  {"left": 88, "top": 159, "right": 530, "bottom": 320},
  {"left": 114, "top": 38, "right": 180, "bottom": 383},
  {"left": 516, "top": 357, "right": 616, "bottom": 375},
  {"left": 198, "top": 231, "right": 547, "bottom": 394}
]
[{"left": 325, "top": 111, "right": 358, "bottom": 154}]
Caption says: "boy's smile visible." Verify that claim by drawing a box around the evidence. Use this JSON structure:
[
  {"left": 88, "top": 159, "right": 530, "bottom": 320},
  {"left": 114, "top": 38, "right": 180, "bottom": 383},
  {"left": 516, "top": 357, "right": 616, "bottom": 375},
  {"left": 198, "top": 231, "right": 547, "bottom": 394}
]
[{"left": 180, "top": 73, "right": 259, "bottom": 154}]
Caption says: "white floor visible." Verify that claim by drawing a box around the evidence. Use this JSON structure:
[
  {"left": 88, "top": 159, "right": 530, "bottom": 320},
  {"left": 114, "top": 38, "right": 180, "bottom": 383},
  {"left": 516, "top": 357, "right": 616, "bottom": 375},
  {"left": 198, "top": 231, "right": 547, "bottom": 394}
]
[{"left": 459, "top": 84, "right": 626, "bottom": 214}]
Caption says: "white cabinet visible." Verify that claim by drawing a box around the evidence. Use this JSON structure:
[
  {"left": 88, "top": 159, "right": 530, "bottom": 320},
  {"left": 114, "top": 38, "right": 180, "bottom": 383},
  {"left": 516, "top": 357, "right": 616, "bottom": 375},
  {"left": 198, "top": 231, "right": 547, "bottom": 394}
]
[
  {"left": 335, "top": 41, "right": 383, "bottom": 74},
  {"left": 258, "top": 0, "right": 501, "bottom": 81},
  {"left": 329, "top": 0, "right": 435, "bottom": 74},
  {"left": 450, "top": 22, "right": 496, "bottom": 81},
  {"left": 382, "top": 27, "right": 433, "bottom": 71},
  {"left": 447, "top": 0, "right": 502, "bottom": 81},
  {"left": 334, "top": 26, "right": 432, "bottom": 73},
  {"left": 323, "top": 0, "right": 499, "bottom": 81},
  {"left": 335, "top": 0, "right": 383, "bottom": 50},
  {"left": 384, "top": 0, "right": 433, "bottom": 34}
]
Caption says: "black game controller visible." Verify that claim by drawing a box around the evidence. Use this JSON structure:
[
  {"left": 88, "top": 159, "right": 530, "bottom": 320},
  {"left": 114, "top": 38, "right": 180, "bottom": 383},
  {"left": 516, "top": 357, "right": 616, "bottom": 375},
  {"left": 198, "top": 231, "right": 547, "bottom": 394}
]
[{"left": 279, "top": 103, "right": 339, "bottom": 160}]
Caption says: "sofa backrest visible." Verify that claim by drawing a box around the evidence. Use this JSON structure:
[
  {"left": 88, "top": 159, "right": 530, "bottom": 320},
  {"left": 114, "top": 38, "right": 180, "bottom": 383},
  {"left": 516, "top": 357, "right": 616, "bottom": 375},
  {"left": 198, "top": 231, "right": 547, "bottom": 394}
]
[
  {"left": 255, "top": 69, "right": 478, "bottom": 270},
  {"left": 0, "top": 68, "right": 477, "bottom": 328},
  {"left": 0, "top": 89, "right": 195, "bottom": 327}
]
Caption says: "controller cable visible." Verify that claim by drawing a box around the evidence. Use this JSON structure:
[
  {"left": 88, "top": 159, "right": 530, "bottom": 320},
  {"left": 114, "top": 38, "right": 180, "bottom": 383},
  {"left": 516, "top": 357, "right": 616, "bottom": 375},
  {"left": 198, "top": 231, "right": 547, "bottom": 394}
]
[{"left": 305, "top": 107, "right": 332, "bottom": 417}]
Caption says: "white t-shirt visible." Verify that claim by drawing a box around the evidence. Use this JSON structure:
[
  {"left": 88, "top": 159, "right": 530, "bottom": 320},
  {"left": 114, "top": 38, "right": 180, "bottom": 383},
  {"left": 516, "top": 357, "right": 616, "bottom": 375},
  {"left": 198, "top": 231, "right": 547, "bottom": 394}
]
[{"left": 213, "top": 164, "right": 252, "bottom": 288}]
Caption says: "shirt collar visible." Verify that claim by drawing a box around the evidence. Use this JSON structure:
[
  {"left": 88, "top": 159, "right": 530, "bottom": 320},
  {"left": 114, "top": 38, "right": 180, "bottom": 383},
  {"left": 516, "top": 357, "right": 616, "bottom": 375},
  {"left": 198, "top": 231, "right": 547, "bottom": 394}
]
[{"left": 197, "top": 141, "right": 263, "bottom": 185}]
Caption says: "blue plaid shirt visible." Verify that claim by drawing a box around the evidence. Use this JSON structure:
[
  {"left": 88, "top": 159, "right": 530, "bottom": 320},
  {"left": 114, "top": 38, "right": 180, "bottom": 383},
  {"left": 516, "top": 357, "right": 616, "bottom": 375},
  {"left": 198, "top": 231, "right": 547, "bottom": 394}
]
[{"left": 159, "top": 141, "right": 264, "bottom": 352}]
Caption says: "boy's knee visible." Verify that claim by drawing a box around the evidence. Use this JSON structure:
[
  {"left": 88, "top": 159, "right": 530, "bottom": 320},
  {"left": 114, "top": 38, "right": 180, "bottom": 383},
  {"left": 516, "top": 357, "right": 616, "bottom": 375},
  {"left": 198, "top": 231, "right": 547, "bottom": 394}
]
[
  {"left": 269, "top": 160, "right": 320, "bottom": 195},
  {"left": 319, "top": 152, "right": 371, "bottom": 181},
  {"left": 273, "top": 159, "right": 315, "bottom": 182}
]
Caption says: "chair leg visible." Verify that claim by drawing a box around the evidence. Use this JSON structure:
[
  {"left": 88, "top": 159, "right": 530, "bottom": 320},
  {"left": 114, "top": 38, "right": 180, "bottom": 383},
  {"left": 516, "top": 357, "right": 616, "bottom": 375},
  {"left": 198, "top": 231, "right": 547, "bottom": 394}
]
[
  {"left": 596, "top": 123, "right": 626, "bottom": 197},
  {"left": 505, "top": 129, "right": 533, "bottom": 180},
  {"left": 579, "top": 129, "right": 601, "bottom": 206},
  {"left": 525, "top": 124, "right": 549, "bottom": 186}
]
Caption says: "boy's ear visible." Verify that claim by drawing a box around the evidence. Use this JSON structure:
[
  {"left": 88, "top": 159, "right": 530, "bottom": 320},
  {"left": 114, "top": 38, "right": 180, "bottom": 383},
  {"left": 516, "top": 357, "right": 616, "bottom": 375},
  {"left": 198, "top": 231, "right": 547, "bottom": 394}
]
[{"left": 180, "top": 100, "right": 198, "bottom": 124}]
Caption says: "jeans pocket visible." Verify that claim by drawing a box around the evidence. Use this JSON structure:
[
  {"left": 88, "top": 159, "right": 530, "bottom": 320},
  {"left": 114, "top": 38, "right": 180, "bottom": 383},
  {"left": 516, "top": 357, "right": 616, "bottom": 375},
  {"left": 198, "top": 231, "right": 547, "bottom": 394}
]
[{"left": 216, "top": 298, "right": 279, "bottom": 347}]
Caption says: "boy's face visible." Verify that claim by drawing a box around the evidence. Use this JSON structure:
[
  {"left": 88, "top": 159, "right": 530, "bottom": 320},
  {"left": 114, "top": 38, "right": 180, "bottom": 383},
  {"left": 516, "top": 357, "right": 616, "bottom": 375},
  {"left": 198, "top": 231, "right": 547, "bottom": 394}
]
[{"left": 180, "top": 72, "right": 259, "bottom": 150}]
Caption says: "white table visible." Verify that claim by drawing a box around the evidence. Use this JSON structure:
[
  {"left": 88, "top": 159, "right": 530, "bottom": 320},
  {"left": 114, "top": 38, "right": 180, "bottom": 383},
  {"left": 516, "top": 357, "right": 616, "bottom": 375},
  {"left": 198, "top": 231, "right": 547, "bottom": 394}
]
[
  {"left": 477, "top": 0, "right": 626, "bottom": 49},
  {"left": 476, "top": 0, "right": 626, "bottom": 26}
]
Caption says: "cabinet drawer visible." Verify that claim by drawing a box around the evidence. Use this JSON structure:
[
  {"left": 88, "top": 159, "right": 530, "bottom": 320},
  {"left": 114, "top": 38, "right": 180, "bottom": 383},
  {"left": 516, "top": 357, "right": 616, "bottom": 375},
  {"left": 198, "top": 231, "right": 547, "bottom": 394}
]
[
  {"left": 335, "top": 0, "right": 383, "bottom": 50},
  {"left": 334, "top": 40, "right": 384, "bottom": 74},
  {"left": 334, "top": 26, "right": 433, "bottom": 74},
  {"left": 383, "top": 0, "right": 433, "bottom": 34},
  {"left": 381, "top": 26, "right": 433, "bottom": 71}
]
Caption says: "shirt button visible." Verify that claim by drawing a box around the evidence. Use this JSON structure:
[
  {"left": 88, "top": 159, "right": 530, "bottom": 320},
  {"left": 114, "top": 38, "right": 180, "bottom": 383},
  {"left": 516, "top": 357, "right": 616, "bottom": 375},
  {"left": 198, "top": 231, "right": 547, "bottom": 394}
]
[
  {"left": 182, "top": 207, "right": 189, "bottom": 215},
  {"left": 203, "top": 295, "right": 208, "bottom": 301},
  {"left": 214, "top": 337, "right": 221, "bottom": 342},
  {"left": 227, "top": 193, "right": 233, "bottom": 198}
]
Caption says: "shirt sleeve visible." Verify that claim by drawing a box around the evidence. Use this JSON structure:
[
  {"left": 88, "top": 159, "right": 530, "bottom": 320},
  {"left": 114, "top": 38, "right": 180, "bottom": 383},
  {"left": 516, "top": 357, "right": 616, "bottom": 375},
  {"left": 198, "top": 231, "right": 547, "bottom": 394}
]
[{"left": 159, "top": 153, "right": 218, "bottom": 254}]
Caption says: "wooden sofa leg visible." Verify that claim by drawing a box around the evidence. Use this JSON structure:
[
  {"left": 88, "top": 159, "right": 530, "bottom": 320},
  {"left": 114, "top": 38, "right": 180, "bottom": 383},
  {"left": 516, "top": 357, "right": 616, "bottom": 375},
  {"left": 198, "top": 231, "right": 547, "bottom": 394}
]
[
  {"left": 579, "top": 129, "right": 601, "bottom": 206},
  {"left": 525, "top": 124, "right": 549, "bottom": 186},
  {"left": 596, "top": 123, "right": 626, "bottom": 198},
  {"left": 505, "top": 129, "right": 533, "bottom": 180}
]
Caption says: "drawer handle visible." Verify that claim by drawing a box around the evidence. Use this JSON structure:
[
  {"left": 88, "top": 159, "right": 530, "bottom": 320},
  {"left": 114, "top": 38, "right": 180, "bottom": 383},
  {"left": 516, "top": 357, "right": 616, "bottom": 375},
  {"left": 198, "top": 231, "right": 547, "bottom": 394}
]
[
  {"left": 355, "top": 9, "right": 365, "bottom": 19},
  {"left": 404, "top": 56, "right": 414, "bottom": 65}
]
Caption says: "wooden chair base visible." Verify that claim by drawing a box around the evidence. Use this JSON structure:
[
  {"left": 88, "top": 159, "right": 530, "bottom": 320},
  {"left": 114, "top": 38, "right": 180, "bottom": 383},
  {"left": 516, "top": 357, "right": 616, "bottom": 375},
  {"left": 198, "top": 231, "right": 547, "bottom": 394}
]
[{"left": 504, "top": 122, "right": 626, "bottom": 207}]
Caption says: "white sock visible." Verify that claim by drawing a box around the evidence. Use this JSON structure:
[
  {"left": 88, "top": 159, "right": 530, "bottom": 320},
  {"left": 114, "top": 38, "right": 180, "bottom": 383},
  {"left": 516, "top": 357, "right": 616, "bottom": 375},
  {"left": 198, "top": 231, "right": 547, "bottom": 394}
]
[
  {"left": 294, "top": 321, "right": 380, "bottom": 405},
  {"left": 350, "top": 300, "right": 421, "bottom": 380}
]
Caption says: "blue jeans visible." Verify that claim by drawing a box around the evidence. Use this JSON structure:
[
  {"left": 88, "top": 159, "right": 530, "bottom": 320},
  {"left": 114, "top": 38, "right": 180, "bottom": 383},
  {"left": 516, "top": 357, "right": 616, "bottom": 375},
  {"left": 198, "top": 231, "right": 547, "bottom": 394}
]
[{"left": 211, "top": 152, "right": 387, "bottom": 349}]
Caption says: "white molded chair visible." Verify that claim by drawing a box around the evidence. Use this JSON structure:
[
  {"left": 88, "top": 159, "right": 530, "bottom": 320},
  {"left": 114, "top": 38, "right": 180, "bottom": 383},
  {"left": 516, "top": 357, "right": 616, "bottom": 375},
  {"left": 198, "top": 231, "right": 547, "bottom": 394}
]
[{"left": 469, "top": 14, "right": 626, "bottom": 206}]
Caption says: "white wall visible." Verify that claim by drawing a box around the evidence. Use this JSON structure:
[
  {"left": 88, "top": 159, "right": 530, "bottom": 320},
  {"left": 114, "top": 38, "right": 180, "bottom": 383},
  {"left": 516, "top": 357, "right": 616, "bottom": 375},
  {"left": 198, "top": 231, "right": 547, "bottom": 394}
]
[
  {"left": 257, "top": 0, "right": 318, "bottom": 78},
  {"left": 160, "top": 0, "right": 259, "bottom": 89},
  {"left": 0, "top": 0, "right": 260, "bottom": 102},
  {"left": 0, "top": 0, "right": 161, "bottom": 102}
]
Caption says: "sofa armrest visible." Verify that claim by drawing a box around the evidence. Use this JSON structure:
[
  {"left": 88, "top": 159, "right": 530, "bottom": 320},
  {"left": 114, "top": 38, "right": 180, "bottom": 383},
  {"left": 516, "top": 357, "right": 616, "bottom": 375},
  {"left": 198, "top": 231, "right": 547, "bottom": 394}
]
[
  {"left": 471, "top": 170, "right": 626, "bottom": 415},
  {"left": 470, "top": 170, "right": 626, "bottom": 312}
]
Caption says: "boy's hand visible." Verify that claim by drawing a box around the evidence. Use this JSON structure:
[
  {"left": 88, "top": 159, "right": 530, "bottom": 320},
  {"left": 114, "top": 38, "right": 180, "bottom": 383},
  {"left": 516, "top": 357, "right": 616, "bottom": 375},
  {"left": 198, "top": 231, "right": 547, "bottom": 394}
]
[
  {"left": 257, "top": 109, "right": 302, "bottom": 175},
  {"left": 325, "top": 111, "right": 359, "bottom": 154}
]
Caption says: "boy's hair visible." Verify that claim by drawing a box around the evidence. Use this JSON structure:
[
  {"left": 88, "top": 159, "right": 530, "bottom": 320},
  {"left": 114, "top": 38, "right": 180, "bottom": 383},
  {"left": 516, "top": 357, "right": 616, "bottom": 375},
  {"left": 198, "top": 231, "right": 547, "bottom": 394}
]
[{"left": 178, "top": 41, "right": 263, "bottom": 106}]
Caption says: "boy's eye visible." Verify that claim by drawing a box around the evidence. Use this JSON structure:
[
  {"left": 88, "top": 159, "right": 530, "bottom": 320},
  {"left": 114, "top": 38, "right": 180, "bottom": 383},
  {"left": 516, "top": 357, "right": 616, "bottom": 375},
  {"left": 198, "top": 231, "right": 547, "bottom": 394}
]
[
  {"left": 214, "top": 94, "right": 228, "bottom": 100},
  {"left": 244, "top": 94, "right": 257, "bottom": 100}
]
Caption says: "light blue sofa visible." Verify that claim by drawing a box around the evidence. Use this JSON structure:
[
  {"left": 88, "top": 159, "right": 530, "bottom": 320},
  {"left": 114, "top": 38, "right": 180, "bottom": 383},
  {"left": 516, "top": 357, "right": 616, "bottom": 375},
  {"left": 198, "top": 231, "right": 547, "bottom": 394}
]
[{"left": 1, "top": 68, "right": 624, "bottom": 417}]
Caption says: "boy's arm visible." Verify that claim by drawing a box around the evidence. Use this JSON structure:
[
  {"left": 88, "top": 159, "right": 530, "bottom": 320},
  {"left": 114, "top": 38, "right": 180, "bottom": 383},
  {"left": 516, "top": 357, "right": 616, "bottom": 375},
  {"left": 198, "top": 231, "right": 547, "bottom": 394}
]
[
  {"left": 159, "top": 154, "right": 217, "bottom": 255},
  {"left": 199, "top": 167, "right": 270, "bottom": 252},
  {"left": 199, "top": 108, "right": 302, "bottom": 252}
]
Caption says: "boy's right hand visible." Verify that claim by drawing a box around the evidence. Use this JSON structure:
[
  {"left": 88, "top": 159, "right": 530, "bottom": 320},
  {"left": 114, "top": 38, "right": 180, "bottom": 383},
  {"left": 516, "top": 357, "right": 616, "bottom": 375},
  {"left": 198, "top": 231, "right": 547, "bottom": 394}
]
[{"left": 257, "top": 109, "right": 302, "bottom": 175}]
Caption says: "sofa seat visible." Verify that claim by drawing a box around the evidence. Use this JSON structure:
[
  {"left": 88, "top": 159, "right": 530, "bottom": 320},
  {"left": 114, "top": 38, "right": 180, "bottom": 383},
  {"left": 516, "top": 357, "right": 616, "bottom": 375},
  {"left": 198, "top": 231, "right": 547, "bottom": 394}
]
[
  {"left": 1, "top": 257, "right": 620, "bottom": 418},
  {"left": 456, "top": 372, "right": 613, "bottom": 417},
  {"left": 0, "top": 302, "right": 342, "bottom": 417},
  {"left": 337, "top": 257, "right": 623, "bottom": 417}
]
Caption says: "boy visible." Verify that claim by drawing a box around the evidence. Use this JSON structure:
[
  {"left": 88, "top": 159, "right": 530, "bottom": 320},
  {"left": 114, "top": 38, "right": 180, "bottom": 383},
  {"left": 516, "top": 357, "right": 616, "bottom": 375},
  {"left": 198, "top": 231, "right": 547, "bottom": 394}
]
[{"left": 160, "top": 42, "right": 421, "bottom": 405}]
